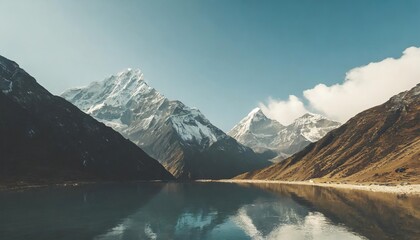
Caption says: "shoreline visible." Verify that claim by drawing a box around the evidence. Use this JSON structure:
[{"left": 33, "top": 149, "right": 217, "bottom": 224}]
[
  {"left": 0, "top": 179, "right": 172, "bottom": 191},
  {"left": 200, "top": 179, "right": 420, "bottom": 195},
  {"left": 2, "top": 179, "right": 419, "bottom": 195}
]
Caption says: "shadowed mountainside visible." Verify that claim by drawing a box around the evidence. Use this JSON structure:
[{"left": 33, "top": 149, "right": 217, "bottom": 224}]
[{"left": 0, "top": 55, "right": 173, "bottom": 186}]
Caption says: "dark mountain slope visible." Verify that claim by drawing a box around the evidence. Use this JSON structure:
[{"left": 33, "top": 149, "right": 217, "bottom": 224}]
[{"left": 0, "top": 55, "right": 173, "bottom": 186}]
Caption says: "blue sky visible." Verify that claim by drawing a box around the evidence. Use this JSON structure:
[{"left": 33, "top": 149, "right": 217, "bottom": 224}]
[{"left": 1, "top": 0, "right": 420, "bottom": 130}]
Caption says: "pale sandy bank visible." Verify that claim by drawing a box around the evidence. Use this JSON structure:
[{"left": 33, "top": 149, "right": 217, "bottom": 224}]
[{"left": 197, "top": 179, "right": 420, "bottom": 195}]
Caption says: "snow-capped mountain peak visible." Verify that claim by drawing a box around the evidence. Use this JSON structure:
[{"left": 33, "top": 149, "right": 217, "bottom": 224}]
[
  {"left": 248, "top": 107, "right": 264, "bottom": 117},
  {"left": 62, "top": 69, "right": 270, "bottom": 179},
  {"left": 62, "top": 69, "right": 224, "bottom": 148},
  {"left": 61, "top": 68, "right": 156, "bottom": 115},
  {"left": 228, "top": 108, "right": 285, "bottom": 154},
  {"left": 232, "top": 108, "right": 273, "bottom": 134},
  {"left": 291, "top": 113, "right": 327, "bottom": 127},
  {"left": 289, "top": 113, "right": 341, "bottom": 142},
  {"left": 233, "top": 107, "right": 282, "bottom": 131},
  {"left": 229, "top": 108, "right": 341, "bottom": 159}
]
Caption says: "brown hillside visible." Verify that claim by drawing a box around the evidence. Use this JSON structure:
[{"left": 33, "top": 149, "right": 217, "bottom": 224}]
[{"left": 236, "top": 84, "right": 420, "bottom": 184}]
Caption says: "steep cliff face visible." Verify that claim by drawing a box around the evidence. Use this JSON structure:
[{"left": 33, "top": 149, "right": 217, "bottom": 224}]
[
  {"left": 62, "top": 69, "right": 270, "bottom": 179},
  {"left": 0, "top": 55, "right": 173, "bottom": 186},
  {"left": 236, "top": 84, "right": 420, "bottom": 184}
]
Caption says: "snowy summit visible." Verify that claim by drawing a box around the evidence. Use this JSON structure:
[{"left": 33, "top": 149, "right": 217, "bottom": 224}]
[{"left": 228, "top": 108, "right": 341, "bottom": 160}]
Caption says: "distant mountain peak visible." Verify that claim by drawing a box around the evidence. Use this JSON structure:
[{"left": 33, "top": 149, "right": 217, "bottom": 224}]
[
  {"left": 299, "top": 112, "right": 320, "bottom": 118},
  {"left": 229, "top": 108, "right": 341, "bottom": 158},
  {"left": 289, "top": 113, "right": 341, "bottom": 142},
  {"left": 243, "top": 107, "right": 276, "bottom": 125},
  {"left": 229, "top": 107, "right": 280, "bottom": 140},
  {"left": 117, "top": 68, "right": 144, "bottom": 81},
  {"left": 228, "top": 108, "right": 284, "bottom": 156},
  {"left": 248, "top": 107, "right": 263, "bottom": 116},
  {"left": 291, "top": 112, "right": 334, "bottom": 127},
  {"left": 62, "top": 68, "right": 160, "bottom": 117}
]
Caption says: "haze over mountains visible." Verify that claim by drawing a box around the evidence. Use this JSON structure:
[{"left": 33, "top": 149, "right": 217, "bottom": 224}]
[
  {"left": 236, "top": 84, "right": 420, "bottom": 183},
  {"left": 0, "top": 55, "right": 173, "bottom": 186},
  {"left": 62, "top": 69, "right": 271, "bottom": 179},
  {"left": 228, "top": 108, "right": 341, "bottom": 161}
]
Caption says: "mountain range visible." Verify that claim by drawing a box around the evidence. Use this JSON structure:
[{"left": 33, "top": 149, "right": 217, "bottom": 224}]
[
  {"left": 228, "top": 108, "right": 341, "bottom": 161},
  {"left": 62, "top": 69, "right": 271, "bottom": 179},
  {"left": 0, "top": 55, "right": 173, "bottom": 186},
  {"left": 2, "top": 52, "right": 417, "bottom": 186},
  {"left": 236, "top": 83, "right": 420, "bottom": 184}
]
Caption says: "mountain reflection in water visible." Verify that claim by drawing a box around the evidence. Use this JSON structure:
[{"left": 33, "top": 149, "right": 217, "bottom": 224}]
[{"left": 0, "top": 182, "right": 418, "bottom": 240}]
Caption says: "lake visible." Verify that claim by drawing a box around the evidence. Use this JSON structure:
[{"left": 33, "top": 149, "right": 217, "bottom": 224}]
[{"left": 0, "top": 182, "right": 419, "bottom": 240}]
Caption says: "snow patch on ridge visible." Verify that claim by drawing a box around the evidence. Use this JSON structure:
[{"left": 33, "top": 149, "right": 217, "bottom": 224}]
[{"left": 170, "top": 110, "right": 219, "bottom": 146}]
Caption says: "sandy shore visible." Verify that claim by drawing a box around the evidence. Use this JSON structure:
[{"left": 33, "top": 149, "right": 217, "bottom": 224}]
[
  {"left": 2, "top": 179, "right": 419, "bottom": 195},
  {"left": 198, "top": 179, "right": 420, "bottom": 195}
]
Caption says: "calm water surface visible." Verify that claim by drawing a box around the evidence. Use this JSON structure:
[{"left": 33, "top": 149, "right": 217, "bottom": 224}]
[{"left": 0, "top": 182, "right": 419, "bottom": 240}]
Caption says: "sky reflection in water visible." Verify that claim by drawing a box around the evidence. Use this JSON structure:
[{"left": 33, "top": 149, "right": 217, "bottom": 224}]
[{"left": 1, "top": 182, "right": 419, "bottom": 240}]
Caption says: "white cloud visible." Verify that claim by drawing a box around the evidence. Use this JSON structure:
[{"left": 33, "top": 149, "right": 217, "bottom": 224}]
[
  {"left": 260, "top": 47, "right": 420, "bottom": 124},
  {"left": 259, "top": 95, "right": 309, "bottom": 125}
]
